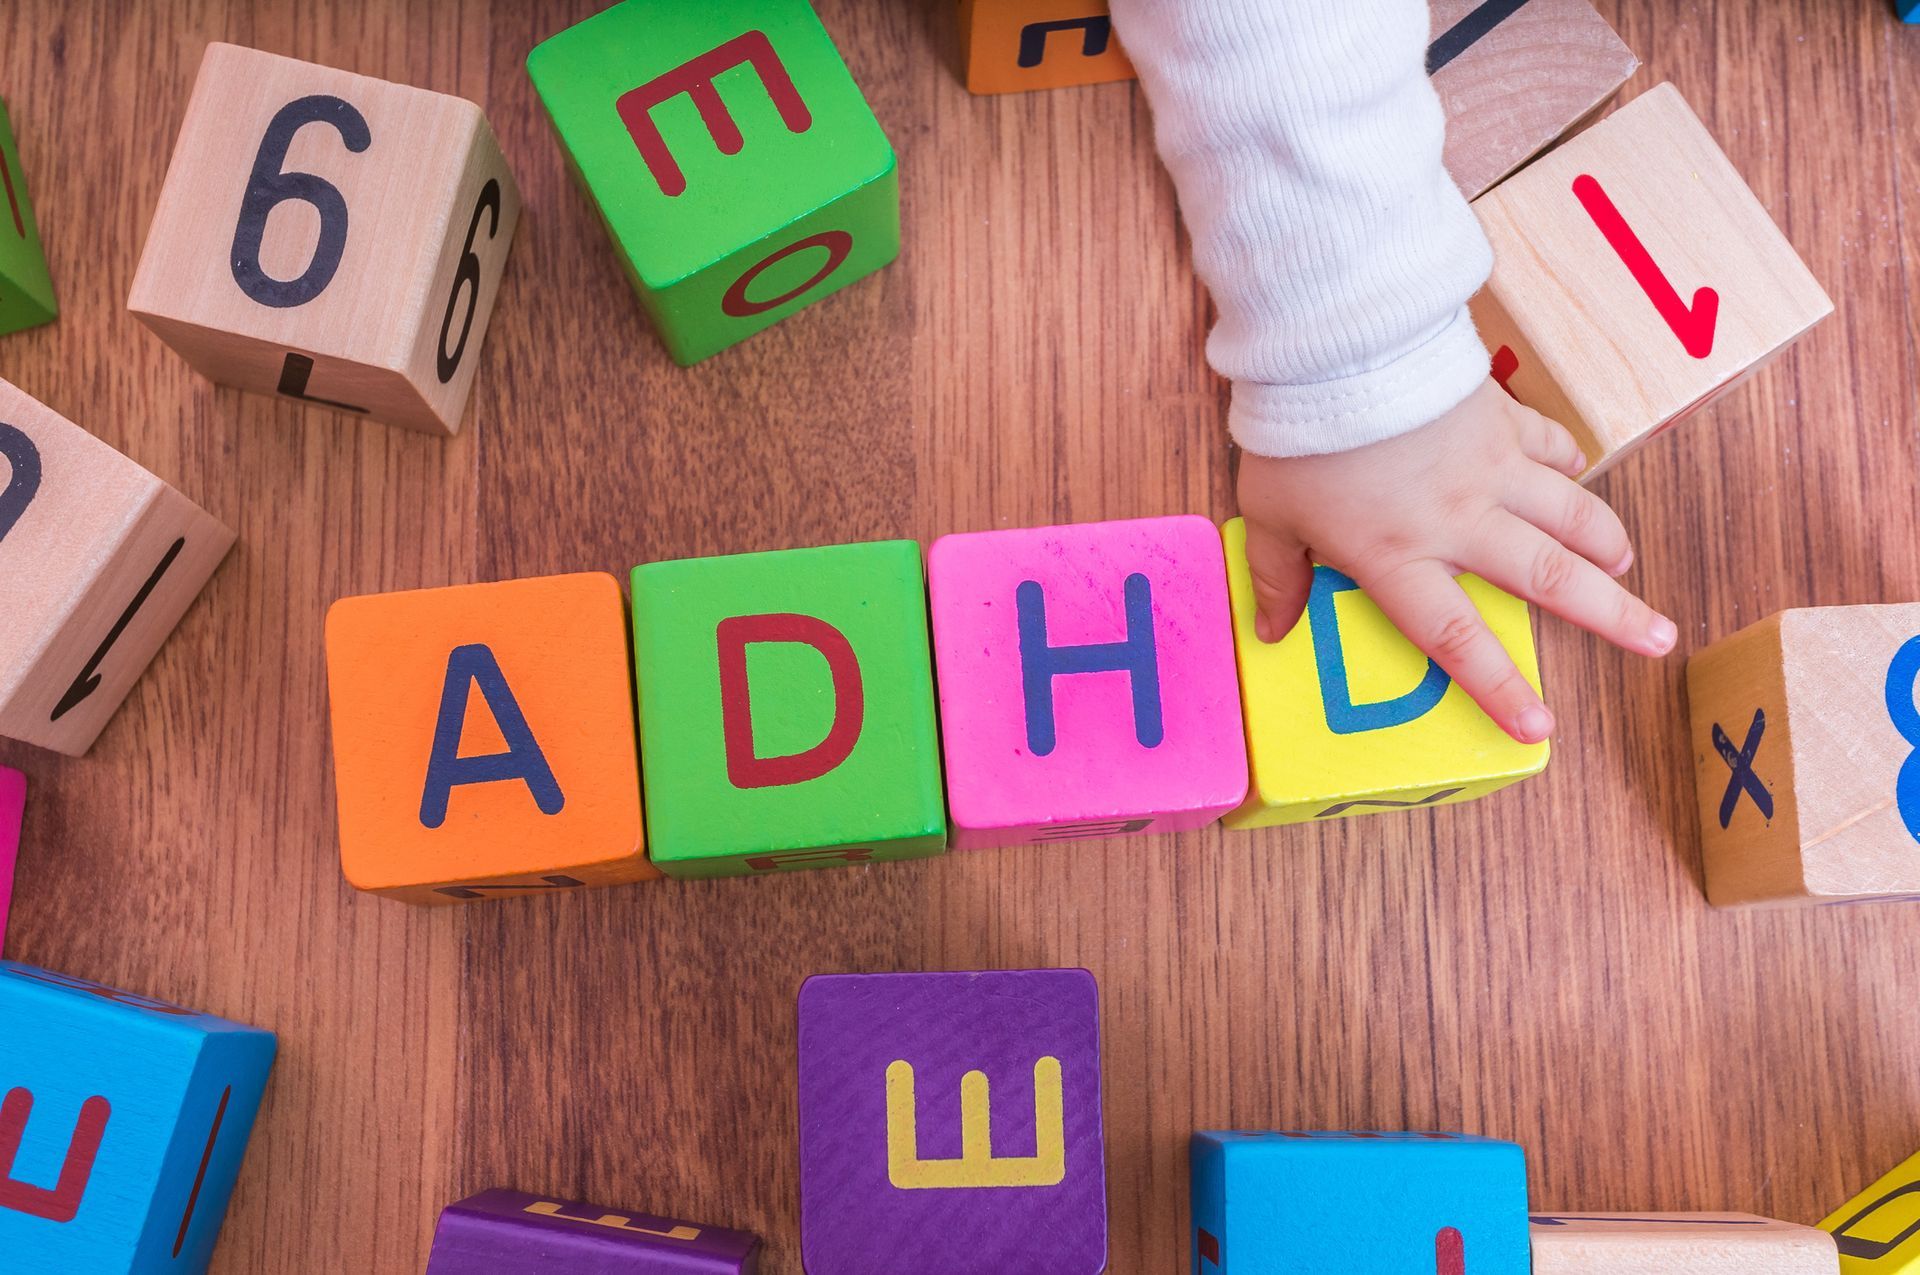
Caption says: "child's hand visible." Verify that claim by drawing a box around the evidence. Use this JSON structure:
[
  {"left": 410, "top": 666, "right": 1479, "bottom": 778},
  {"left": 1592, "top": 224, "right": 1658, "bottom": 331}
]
[{"left": 1235, "top": 378, "right": 1677, "bottom": 744}]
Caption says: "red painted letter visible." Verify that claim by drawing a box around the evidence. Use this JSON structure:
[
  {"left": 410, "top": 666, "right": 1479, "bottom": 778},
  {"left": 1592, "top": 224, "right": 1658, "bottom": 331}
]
[
  {"left": 0, "top": 1088, "right": 109, "bottom": 1222},
  {"left": 717, "top": 613, "right": 865, "bottom": 789},
  {"left": 1436, "top": 1225, "right": 1465, "bottom": 1275},
  {"left": 1490, "top": 345, "right": 1519, "bottom": 399},
  {"left": 1572, "top": 173, "right": 1719, "bottom": 358},
  {"left": 617, "top": 31, "right": 813, "bottom": 198}
]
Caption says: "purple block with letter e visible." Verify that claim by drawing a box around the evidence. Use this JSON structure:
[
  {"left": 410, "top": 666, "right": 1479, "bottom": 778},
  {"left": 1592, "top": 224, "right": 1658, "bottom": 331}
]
[
  {"left": 796, "top": 968, "right": 1107, "bottom": 1275},
  {"left": 424, "top": 1188, "right": 760, "bottom": 1273}
]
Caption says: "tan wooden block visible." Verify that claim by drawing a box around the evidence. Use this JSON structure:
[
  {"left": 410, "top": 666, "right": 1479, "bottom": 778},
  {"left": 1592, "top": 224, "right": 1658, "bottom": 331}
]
[
  {"left": 1471, "top": 83, "right": 1832, "bottom": 479},
  {"left": 128, "top": 43, "right": 521, "bottom": 435},
  {"left": 1531, "top": 1212, "right": 1839, "bottom": 1272},
  {"left": 1428, "top": 0, "right": 1639, "bottom": 199},
  {"left": 1687, "top": 605, "right": 1920, "bottom": 908},
  {"left": 0, "top": 378, "right": 234, "bottom": 755}
]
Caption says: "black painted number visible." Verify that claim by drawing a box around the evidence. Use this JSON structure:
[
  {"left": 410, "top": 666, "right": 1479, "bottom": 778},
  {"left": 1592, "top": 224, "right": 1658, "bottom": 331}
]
[
  {"left": 0, "top": 421, "right": 42, "bottom": 546},
  {"left": 230, "top": 95, "right": 371, "bottom": 309},
  {"left": 436, "top": 178, "right": 501, "bottom": 383}
]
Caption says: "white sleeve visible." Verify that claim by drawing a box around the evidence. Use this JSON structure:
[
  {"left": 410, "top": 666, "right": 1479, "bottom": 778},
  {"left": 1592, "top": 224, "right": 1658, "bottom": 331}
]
[{"left": 1109, "top": 0, "right": 1494, "bottom": 457}]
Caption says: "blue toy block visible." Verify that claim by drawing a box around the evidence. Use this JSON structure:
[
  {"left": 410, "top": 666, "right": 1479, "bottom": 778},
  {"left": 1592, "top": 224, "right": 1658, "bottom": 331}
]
[
  {"left": 1903, "top": 0, "right": 1920, "bottom": 24},
  {"left": 0, "top": 960, "right": 276, "bottom": 1274},
  {"left": 1190, "top": 1131, "right": 1529, "bottom": 1273}
]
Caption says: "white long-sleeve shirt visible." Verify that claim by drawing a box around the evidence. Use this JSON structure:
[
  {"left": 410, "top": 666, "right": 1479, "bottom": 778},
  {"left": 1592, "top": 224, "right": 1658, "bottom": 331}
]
[{"left": 1109, "top": 0, "right": 1493, "bottom": 457}]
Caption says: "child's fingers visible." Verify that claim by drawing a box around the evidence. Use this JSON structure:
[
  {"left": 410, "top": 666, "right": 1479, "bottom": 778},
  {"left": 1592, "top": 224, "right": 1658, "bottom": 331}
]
[
  {"left": 1472, "top": 513, "right": 1677, "bottom": 658},
  {"left": 1514, "top": 408, "right": 1588, "bottom": 479},
  {"left": 1360, "top": 558, "right": 1554, "bottom": 744},
  {"left": 1504, "top": 466, "right": 1634, "bottom": 576},
  {"left": 1242, "top": 519, "right": 1313, "bottom": 643}
]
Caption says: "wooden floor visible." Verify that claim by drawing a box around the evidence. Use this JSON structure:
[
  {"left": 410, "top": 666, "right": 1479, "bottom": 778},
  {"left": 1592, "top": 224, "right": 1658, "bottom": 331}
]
[{"left": 2, "top": 1, "right": 1917, "bottom": 1270}]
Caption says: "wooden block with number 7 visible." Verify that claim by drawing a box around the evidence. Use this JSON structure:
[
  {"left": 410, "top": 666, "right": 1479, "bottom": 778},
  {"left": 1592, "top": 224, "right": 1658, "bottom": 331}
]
[
  {"left": 129, "top": 43, "right": 520, "bottom": 435},
  {"left": 1471, "top": 83, "right": 1832, "bottom": 479}
]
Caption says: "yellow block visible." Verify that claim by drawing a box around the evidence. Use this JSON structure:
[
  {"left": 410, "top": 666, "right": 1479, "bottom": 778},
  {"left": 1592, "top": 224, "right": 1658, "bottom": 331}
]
[
  {"left": 1823, "top": 1148, "right": 1920, "bottom": 1272},
  {"left": 1220, "top": 519, "right": 1550, "bottom": 828}
]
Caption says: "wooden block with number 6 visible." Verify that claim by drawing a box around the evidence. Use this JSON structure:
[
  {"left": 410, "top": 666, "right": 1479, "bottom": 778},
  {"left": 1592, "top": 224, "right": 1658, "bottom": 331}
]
[
  {"left": 1687, "top": 605, "right": 1920, "bottom": 908},
  {"left": 129, "top": 43, "right": 520, "bottom": 435},
  {"left": 0, "top": 378, "right": 234, "bottom": 756},
  {"left": 1471, "top": 83, "right": 1831, "bottom": 478},
  {"left": 325, "top": 573, "right": 655, "bottom": 905}
]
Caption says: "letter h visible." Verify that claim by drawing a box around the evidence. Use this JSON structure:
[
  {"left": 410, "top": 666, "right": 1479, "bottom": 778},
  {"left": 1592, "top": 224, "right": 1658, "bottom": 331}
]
[{"left": 1016, "top": 574, "right": 1163, "bottom": 757}]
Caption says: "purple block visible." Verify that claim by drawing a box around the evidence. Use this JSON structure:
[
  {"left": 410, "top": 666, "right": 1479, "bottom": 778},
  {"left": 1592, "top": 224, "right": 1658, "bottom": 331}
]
[
  {"left": 797, "top": 969, "right": 1107, "bottom": 1275},
  {"left": 424, "top": 1188, "right": 760, "bottom": 1274}
]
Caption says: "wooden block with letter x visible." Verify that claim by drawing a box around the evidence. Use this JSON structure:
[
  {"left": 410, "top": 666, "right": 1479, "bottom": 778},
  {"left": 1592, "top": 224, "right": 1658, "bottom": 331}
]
[
  {"left": 326, "top": 573, "right": 656, "bottom": 905},
  {"left": 1427, "top": 0, "right": 1639, "bottom": 198},
  {"left": 798, "top": 968, "right": 1107, "bottom": 1275},
  {"left": 1220, "top": 519, "right": 1548, "bottom": 829},
  {"left": 1531, "top": 1213, "right": 1839, "bottom": 1273},
  {"left": 631, "top": 541, "right": 946, "bottom": 879},
  {"left": 425, "top": 1188, "right": 762, "bottom": 1273},
  {"left": 958, "top": 0, "right": 1135, "bottom": 95},
  {"left": 1822, "top": 1147, "right": 1920, "bottom": 1272},
  {"left": 0, "top": 98, "right": 56, "bottom": 335},
  {"left": 0, "top": 378, "right": 233, "bottom": 756},
  {"left": 527, "top": 0, "right": 898, "bottom": 365},
  {"left": 0, "top": 960, "right": 275, "bottom": 1274},
  {"left": 1191, "top": 1131, "right": 1530, "bottom": 1273},
  {"left": 129, "top": 43, "right": 521, "bottom": 434},
  {"left": 1687, "top": 604, "right": 1920, "bottom": 908},
  {"left": 1471, "top": 83, "right": 1832, "bottom": 478}
]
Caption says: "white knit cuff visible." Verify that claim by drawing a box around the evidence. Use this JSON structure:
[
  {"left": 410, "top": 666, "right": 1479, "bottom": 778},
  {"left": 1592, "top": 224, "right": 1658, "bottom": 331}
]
[{"left": 1227, "top": 305, "right": 1491, "bottom": 458}]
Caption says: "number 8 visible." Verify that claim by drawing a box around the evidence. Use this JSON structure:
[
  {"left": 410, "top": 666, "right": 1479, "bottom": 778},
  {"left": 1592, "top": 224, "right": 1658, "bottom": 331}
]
[
  {"left": 437, "top": 178, "right": 502, "bottom": 383},
  {"left": 230, "top": 95, "right": 370, "bottom": 309}
]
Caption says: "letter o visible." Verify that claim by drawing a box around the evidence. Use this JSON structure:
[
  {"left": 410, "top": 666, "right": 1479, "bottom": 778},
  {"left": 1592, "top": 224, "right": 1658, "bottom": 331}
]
[{"left": 721, "top": 230, "right": 854, "bottom": 318}]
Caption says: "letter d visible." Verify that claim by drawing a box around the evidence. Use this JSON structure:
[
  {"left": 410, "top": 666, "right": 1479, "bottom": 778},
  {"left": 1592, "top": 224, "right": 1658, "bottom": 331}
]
[{"left": 716, "top": 614, "right": 865, "bottom": 789}]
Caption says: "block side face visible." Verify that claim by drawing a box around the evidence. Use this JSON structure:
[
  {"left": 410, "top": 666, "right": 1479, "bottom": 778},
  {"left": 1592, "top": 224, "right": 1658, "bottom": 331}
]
[
  {"left": 1467, "top": 273, "right": 1606, "bottom": 467},
  {"left": 526, "top": 0, "right": 896, "bottom": 286},
  {"left": 128, "top": 43, "right": 486, "bottom": 383},
  {"left": 325, "top": 573, "right": 654, "bottom": 899},
  {"left": 1530, "top": 1213, "right": 1837, "bottom": 1273},
  {"left": 1820, "top": 1148, "right": 1920, "bottom": 1271},
  {"left": 927, "top": 516, "right": 1248, "bottom": 845},
  {"left": 0, "top": 99, "right": 58, "bottom": 324},
  {"left": 1471, "top": 82, "right": 1832, "bottom": 468},
  {"left": 1222, "top": 520, "right": 1547, "bottom": 827},
  {"left": 797, "top": 969, "right": 1106, "bottom": 1275},
  {"left": 631, "top": 541, "right": 947, "bottom": 877},
  {"left": 1781, "top": 605, "right": 1920, "bottom": 900},
  {"left": 962, "top": 0, "right": 1136, "bottom": 95},
  {"left": 425, "top": 1187, "right": 760, "bottom": 1271},
  {"left": 0, "top": 765, "right": 20, "bottom": 946},
  {"left": 1687, "top": 614, "right": 1805, "bottom": 905}
]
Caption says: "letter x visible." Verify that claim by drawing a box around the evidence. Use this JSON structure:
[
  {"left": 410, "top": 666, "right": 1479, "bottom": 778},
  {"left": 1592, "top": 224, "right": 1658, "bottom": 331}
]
[{"left": 1712, "top": 709, "right": 1772, "bottom": 828}]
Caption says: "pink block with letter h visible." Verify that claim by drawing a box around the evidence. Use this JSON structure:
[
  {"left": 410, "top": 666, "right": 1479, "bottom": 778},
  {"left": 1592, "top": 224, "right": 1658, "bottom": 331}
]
[{"left": 928, "top": 515, "right": 1248, "bottom": 849}]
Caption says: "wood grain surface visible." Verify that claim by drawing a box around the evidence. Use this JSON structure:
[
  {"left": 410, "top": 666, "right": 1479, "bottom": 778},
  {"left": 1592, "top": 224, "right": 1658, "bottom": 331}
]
[{"left": 0, "top": 2, "right": 1915, "bottom": 1272}]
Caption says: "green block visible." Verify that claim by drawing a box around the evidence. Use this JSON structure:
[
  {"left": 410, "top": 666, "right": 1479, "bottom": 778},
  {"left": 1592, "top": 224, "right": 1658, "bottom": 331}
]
[
  {"left": 631, "top": 540, "right": 947, "bottom": 879},
  {"left": 527, "top": 0, "right": 899, "bottom": 365},
  {"left": 0, "top": 99, "right": 56, "bottom": 336}
]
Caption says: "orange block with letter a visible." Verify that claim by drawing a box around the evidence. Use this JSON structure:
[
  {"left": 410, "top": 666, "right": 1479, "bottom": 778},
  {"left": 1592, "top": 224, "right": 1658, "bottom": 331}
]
[
  {"left": 325, "top": 572, "right": 655, "bottom": 905},
  {"left": 959, "top": 0, "right": 1135, "bottom": 95}
]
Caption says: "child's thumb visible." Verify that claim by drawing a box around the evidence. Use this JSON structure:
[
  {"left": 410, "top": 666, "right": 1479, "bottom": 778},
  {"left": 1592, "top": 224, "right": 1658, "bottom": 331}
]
[{"left": 1243, "top": 522, "right": 1313, "bottom": 645}]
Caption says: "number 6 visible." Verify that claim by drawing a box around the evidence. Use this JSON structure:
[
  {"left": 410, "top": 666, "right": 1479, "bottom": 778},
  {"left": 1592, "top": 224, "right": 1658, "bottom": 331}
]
[
  {"left": 436, "top": 178, "right": 502, "bottom": 383},
  {"left": 230, "top": 94, "right": 370, "bottom": 309}
]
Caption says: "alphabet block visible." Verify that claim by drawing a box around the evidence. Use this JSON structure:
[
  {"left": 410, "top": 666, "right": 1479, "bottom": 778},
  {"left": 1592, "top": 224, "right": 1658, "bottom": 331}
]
[
  {"left": 1823, "top": 1149, "right": 1920, "bottom": 1271},
  {"left": 0, "top": 766, "right": 20, "bottom": 953},
  {"left": 1531, "top": 1213, "right": 1839, "bottom": 1273},
  {"left": 957, "top": 1, "right": 1134, "bottom": 96},
  {"left": 1190, "top": 1131, "right": 1529, "bottom": 1273},
  {"left": 0, "top": 99, "right": 56, "bottom": 335},
  {"left": 1218, "top": 520, "right": 1548, "bottom": 829},
  {"left": 1904, "top": 0, "right": 1920, "bottom": 23},
  {"left": 0, "top": 378, "right": 234, "bottom": 756},
  {"left": 325, "top": 572, "right": 656, "bottom": 905},
  {"left": 927, "top": 516, "right": 1247, "bottom": 850},
  {"left": 1686, "top": 604, "right": 1920, "bottom": 907},
  {"left": 1471, "top": 83, "right": 1832, "bottom": 478},
  {"left": 0, "top": 960, "right": 275, "bottom": 1274},
  {"left": 1427, "top": 0, "right": 1639, "bottom": 199},
  {"left": 797, "top": 968, "right": 1106, "bottom": 1275},
  {"left": 425, "top": 1188, "right": 761, "bottom": 1273},
  {"left": 527, "top": 0, "right": 898, "bottom": 365},
  {"left": 128, "top": 43, "right": 521, "bottom": 435},
  {"left": 630, "top": 540, "right": 946, "bottom": 879}
]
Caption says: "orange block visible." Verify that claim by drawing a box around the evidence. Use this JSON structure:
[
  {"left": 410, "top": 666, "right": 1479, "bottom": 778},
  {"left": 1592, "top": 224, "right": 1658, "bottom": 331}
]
[
  {"left": 325, "top": 573, "right": 655, "bottom": 905},
  {"left": 959, "top": 0, "right": 1135, "bottom": 95}
]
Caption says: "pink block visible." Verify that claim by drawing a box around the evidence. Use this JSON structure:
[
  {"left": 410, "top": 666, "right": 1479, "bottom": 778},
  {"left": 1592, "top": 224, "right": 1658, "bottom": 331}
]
[
  {"left": 0, "top": 765, "right": 21, "bottom": 954},
  {"left": 928, "top": 515, "right": 1248, "bottom": 849}
]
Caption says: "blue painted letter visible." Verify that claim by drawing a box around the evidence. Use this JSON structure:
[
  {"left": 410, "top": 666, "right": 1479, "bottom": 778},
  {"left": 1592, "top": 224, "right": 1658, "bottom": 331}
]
[
  {"left": 1885, "top": 635, "right": 1920, "bottom": 844},
  {"left": 1016, "top": 574, "right": 1163, "bottom": 757},
  {"left": 419, "top": 644, "right": 565, "bottom": 828},
  {"left": 1308, "top": 567, "right": 1450, "bottom": 735}
]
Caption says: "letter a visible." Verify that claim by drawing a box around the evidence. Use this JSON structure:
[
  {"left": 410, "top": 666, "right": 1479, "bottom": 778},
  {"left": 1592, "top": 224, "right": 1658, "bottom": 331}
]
[
  {"left": 0, "top": 1088, "right": 110, "bottom": 1222},
  {"left": 1307, "top": 567, "right": 1450, "bottom": 735},
  {"left": 716, "top": 614, "right": 865, "bottom": 789},
  {"left": 418, "top": 643, "right": 565, "bottom": 828}
]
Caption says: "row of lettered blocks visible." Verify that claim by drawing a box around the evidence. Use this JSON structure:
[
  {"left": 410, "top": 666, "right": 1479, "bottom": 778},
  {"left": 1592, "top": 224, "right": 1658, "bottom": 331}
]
[
  {"left": 1, "top": 2, "right": 1830, "bottom": 482},
  {"left": 6, "top": 959, "right": 1917, "bottom": 1274}
]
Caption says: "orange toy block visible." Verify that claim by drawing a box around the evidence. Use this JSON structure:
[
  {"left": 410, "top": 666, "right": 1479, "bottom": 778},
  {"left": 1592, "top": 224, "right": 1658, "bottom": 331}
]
[
  {"left": 325, "top": 573, "right": 654, "bottom": 905},
  {"left": 958, "top": 0, "right": 1134, "bottom": 95}
]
